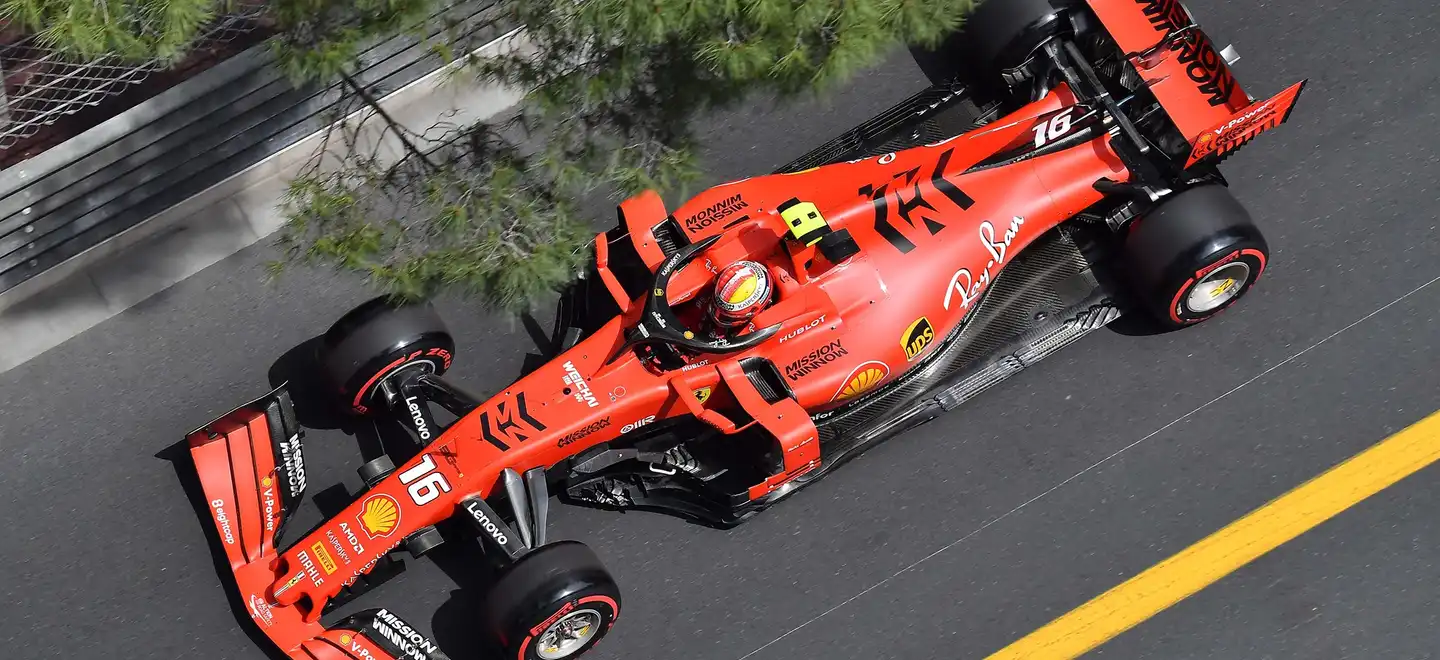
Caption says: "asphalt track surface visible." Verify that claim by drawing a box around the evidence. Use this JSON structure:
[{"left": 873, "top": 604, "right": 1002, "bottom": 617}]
[{"left": 4, "top": 1, "right": 1440, "bottom": 658}]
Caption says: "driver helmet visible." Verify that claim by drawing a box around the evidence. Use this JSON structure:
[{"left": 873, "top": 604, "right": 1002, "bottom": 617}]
[{"left": 709, "top": 260, "right": 773, "bottom": 330}]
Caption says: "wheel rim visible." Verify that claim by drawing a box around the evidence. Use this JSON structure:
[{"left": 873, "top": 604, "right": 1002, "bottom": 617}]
[
  {"left": 376, "top": 359, "right": 435, "bottom": 391},
  {"left": 1185, "top": 262, "right": 1250, "bottom": 313},
  {"left": 535, "top": 608, "right": 602, "bottom": 659}
]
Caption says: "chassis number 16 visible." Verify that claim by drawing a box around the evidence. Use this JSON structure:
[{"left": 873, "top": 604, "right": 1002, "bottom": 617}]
[
  {"left": 398, "top": 454, "right": 452, "bottom": 506},
  {"left": 1032, "top": 108, "right": 1076, "bottom": 148}
]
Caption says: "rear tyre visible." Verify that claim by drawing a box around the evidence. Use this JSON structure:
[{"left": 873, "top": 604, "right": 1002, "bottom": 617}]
[
  {"left": 485, "top": 541, "right": 621, "bottom": 660},
  {"left": 321, "top": 295, "right": 455, "bottom": 415},
  {"left": 914, "top": 0, "right": 1081, "bottom": 98},
  {"left": 1123, "top": 185, "right": 1270, "bottom": 330}
]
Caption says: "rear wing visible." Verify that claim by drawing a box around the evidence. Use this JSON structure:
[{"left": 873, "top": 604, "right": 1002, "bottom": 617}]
[
  {"left": 1184, "top": 80, "right": 1308, "bottom": 168},
  {"left": 1084, "top": 0, "right": 1306, "bottom": 169},
  {"left": 1086, "top": 0, "right": 1251, "bottom": 139}
]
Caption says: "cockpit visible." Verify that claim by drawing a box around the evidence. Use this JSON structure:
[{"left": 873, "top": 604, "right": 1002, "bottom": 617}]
[{"left": 612, "top": 197, "right": 864, "bottom": 373}]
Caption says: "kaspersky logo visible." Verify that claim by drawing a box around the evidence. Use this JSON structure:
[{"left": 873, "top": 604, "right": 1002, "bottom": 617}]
[{"left": 357, "top": 494, "right": 401, "bottom": 539}]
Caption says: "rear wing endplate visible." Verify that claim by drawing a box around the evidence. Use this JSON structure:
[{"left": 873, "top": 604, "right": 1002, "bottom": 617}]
[{"left": 1184, "top": 80, "right": 1308, "bottom": 168}]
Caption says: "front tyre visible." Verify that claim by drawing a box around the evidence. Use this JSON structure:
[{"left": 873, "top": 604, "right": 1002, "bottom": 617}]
[
  {"left": 1123, "top": 185, "right": 1269, "bottom": 330},
  {"left": 485, "top": 542, "right": 622, "bottom": 660},
  {"left": 321, "top": 295, "right": 455, "bottom": 415}
]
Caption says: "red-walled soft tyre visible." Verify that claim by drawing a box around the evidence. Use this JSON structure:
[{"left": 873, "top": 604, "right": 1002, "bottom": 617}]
[
  {"left": 1123, "top": 185, "right": 1270, "bottom": 330},
  {"left": 913, "top": 0, "right": 1085, "bottom": 93},
  {"left": 320, "top": 295, "right": 455, "bottom": 415},
  {"left": 485, "top": 541, "right": 622, "bottom": 660}
]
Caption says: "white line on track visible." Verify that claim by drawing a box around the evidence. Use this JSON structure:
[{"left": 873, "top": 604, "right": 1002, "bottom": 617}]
[{"left": 737, "top": 273, "right": 1440, "bottom": 660}]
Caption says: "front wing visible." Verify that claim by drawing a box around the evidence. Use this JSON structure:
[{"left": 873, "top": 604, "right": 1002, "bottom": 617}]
[{"left": 186, "top": 385, "right": 450, "bottom": 660}]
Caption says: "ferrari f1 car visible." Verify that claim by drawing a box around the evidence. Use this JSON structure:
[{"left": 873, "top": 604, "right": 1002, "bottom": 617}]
[{"left": 186, "top": 1, "right": 1307, "bottom": 658}]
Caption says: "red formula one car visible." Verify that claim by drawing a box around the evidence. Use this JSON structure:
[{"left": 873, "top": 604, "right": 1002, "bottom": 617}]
[{"left": 186, "top": 1, "right": 1307, "bottom": 658}]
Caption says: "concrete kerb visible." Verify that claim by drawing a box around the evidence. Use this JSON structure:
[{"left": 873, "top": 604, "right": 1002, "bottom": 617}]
[{"left": 0, "top": 27, "right": 532, "bottom": 374}]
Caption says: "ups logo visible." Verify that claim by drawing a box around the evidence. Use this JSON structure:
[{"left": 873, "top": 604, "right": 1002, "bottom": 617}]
[{"left": 902, "top": 317, "right": 935, "bottom": 361}]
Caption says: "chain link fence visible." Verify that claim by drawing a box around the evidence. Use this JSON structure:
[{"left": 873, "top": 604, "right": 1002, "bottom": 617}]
[{"left": 0, "top": 2, "right": 271, "bottom": 155}]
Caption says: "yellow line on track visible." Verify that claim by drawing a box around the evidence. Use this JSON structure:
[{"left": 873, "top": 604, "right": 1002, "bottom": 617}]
[{"left": 986, "top": 407, "right": 1440, "bottom": 660}]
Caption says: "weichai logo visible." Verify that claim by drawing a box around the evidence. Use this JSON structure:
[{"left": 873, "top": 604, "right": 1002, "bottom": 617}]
[{"left": 357, "top": 494, "right": 401, "bottom": 539}]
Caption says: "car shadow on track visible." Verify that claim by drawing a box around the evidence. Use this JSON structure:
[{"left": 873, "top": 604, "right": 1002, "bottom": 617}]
[
  {"left": 909, "top": 37, "right": 968, "bottom": 87},
  {"left": 268, "top": 334, "right": 398, "bottom": 466},
  {"left": 267, "top": 335, "right": 354, "bottom": 432},
  {"left": 427, "top": 529, "right": 513, "bottom": 659}
]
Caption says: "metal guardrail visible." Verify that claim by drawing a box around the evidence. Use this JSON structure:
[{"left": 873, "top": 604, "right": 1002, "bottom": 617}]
[
  {"left": 0, "top": 2, "right": 269, "bottom": 152},
  {"left": 0, "top": 0, "right": 502, "bottom": 299}
]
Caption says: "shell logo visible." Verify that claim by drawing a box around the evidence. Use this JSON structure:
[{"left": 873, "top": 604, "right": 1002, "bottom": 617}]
[
  {"left": 356, "top": 494, "right": 401, "bottom": 539},
  {"left": 339, "top": 633, "right": 353, "bottom": 645},
  {"left": 261, "top": 476, "right": 273, "bottom": 487},
  {"left": 832, "top": 361, "right": 891, "bottom": 402}
]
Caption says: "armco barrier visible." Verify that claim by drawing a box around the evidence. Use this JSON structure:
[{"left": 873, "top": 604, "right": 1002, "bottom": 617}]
[{"left": 0, "top": 1, "right": 505, "bottom": 312}]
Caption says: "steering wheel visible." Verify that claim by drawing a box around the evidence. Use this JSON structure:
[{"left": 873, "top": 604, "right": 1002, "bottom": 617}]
[{"left": 625, "top": 234, "right": 782, "bottom": 359}]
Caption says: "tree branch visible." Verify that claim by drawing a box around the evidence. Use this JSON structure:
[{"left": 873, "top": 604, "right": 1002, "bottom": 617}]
[{"left": 340, "top": 72, "right": 439, "bottom": 170}]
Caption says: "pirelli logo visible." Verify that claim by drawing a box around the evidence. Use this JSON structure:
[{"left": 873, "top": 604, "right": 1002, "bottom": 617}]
[{"left": 310, "top": 541, "right": 338, "bottom": 575}]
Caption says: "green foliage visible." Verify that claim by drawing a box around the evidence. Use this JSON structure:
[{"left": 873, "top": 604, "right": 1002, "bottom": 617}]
[
  {"left": 266, "top": 0, "right": 441, "bottom": 86},
  {"left": 275, "top": 0, "right": 980, "bottom": 312},
  {"left": 276, "top": 122, "right": 597, "bottom": 311},
  {"left": 1, "top": 0, "right": 982, "bottom": 311},
  {"left": 0, "top": 0, "right": 220, "bottom": 62}
]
